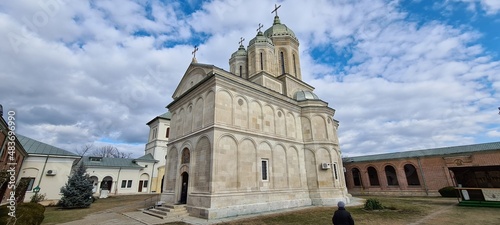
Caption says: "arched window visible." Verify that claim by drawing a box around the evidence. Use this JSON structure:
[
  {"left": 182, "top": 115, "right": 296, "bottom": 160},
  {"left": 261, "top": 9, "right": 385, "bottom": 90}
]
[
  {"left": 293, "top": 54, "right": 297, "bottom": 76},
  {"left": 367, "top": 166, "right": 380, "bottom": 186},
  {"left": 181, "top": 148, "right": 190, "bottom": 164},
  {"left": 280, "top": 51, "right": 285, "bottom": 74},
  {"left": 385, "top": 165, "right": 398, "bottom": 186},
  {"left": 404, "top": 164, "right": 420, "bottom": 185},
  {"left": 239, "top": 65, "right": 242, "bottom": 77},
  {"left": 260, "top": 52, "right": 263, "bottom": 70},
  {"left": 352, "top": 168, "right": 361, "bottom": 186}
]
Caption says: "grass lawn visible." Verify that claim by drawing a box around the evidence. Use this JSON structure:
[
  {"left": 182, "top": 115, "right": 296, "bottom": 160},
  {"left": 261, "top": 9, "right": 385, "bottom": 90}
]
[
  {"left": 42, "top": 194, "right": 158, "bottom": 225},
  {"left": 163, "top": 196, "right": 500, "bottom": 225}
]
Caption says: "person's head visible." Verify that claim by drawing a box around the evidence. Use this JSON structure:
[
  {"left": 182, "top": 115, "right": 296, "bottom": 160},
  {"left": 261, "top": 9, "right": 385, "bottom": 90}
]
[{"left": 337, "top": 201, "right": 345, "bottom": 208}]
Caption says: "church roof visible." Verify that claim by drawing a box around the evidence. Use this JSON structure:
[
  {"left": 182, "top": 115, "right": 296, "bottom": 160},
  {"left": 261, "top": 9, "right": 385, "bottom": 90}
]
[
  {"left": 231, "top": 45, "right": 247, "bottom": 58},
  {"left": 264, "top": 16, "right": 297, "bottom": 40},
  {"left": 345, "top": 141, "right": 500, "bottom": 163},
  {"left": 81, "top": 156, "right": 144, "bottom": 169},
  {"left": 294, "top": 90, "right": 320, "bottom": 101},
  {"left": 249, "top": 31, "right": 274, "bottom": 46},
  {"left": 134, "top": 153, "right": 158, "bottom": 162},
  {"left": 17, "top": 134, "right": 79, "bottom": 157},
  {"left": 146, "top": 111, "right": 171, "bottom": 125}
]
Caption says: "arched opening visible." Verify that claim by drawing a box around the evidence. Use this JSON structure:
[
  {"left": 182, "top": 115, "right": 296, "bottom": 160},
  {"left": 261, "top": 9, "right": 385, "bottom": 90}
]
[
  {"left": 367, "top": 166, "right": 380, "bottom": 186},
  {"left": 352, "top": 168, "right": 362, "bottom": 186},
  {"left": 293, "top": 54, "right": 297, "bottom": 76},
  {"left": 89, "top": 176, "right": 98, "bottom": 193},
  {"left": 138, "top": 173, "right": 149, "bottom": 192},
  {"left": 260, "top": 52, "right": 263, "bottom": 70},
  {"left": 161, "top": 176, "right": 164, "bottom": 193},
  {"left": 181, "top": 148, "right": 190, "bottom": 164},
  {"left": 179, "top": 172, "right": 189, "bottom": 204},
  {"left": 280, "top": 51, "right": 285, "bottom": 74},
  {"left": 385, "top": 165, "right": 399, "bottom": 186},
  {"left": 100, "top": 176, "right": 113, "bottom": 191},
  {"left": 404, "top": 164, "right": 421, "bottom": 185}
]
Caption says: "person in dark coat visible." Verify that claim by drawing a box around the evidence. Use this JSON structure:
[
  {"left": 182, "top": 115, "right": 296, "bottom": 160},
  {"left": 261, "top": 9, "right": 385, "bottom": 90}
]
[{"left": 332, "top": 201, "right": 354, "bottom": 225}]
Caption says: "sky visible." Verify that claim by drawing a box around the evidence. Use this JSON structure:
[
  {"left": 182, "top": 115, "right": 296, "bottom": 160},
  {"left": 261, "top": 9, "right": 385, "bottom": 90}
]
[{"left": 1, "top": 0, "right": 499, "bottom": 158}]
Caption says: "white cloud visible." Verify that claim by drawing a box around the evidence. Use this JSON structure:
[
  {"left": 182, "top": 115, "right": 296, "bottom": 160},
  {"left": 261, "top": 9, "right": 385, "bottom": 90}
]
[{"left": 0, "top": 0, "right": 499, "bottom": 158}]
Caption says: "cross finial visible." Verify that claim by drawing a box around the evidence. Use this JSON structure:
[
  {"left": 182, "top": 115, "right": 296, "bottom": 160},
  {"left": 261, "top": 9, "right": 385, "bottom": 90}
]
[
  {"left": 271, "top": 4, "right": 281, "bottom": 17},
  {"left": 192, "top": 46, "right": 199, "bottom": 58},
  {"left": 239, "top": 37, "right": 245, "bottom": 46},
  {"left": 257, "top": 23, "right": 264, "bottom": 33}
]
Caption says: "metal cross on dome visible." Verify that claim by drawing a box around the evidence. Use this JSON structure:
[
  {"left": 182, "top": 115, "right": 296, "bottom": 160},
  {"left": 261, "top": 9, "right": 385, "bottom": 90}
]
[
  {"left": 192, "top": 46, "right": 199, "bottom": 58},
  {"left": 239, "top": 37, "right": 245, "bottom": 46},
  {"left": 257, "top": 23, "right": 264, "bottom": 32},
  {"left": 271, "top": 4, "right": 281, "bottom": 16}
]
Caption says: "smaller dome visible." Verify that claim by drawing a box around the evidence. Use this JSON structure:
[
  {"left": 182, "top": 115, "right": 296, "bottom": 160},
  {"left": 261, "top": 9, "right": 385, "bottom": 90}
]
[
  {"left": 231, "top": 45, "right": 247, "bottom": 58},
  {"left": 249, "top": 31, "right": 274, "bottom": 46},
  {"left": 294, "top": 90, "right": 319, "bottom": 101}
]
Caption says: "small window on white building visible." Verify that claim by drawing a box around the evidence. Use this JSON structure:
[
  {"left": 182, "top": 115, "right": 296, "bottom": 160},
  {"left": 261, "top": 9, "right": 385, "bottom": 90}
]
[
  {"left": 121, "top": 180, "right": 127, "bottom": 188},
  {"left": 20, "top": 177, "right": 35, "bottom": 191},
  {"left": 261, "top": 159, "right": 269, "bottom": 181},
  {"left": 143, "top": 180, "right": 148, "bottom": 188},
  {"left": 127, "top": 180, "right": 133, "bottom": 188}
]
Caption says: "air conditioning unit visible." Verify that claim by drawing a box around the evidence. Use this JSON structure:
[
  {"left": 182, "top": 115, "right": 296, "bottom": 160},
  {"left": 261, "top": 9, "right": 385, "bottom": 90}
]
[
  {"left": 321, "top": 163, "right": 331, "bottom": 170},
  {"left": 46, "top": 170, "right": 57, "bottom": 176}
]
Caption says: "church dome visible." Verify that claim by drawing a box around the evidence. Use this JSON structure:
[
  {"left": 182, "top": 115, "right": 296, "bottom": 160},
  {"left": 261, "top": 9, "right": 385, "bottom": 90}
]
[
  {"left": 249, "top": 31, "right": 274, "bottom": 46},
  {"left": 231, "top": 45, "right": 247, "bottom": 58},
  {"left": 264, "top": 16, "right": 297, "bottom": 40},
  {"left": 294, "top": 90, "right": 319, "bottom": 101}
]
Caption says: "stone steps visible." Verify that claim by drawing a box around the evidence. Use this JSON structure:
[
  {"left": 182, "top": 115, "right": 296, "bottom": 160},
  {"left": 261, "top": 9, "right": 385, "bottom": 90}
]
[{"left": 142, "top": 204, "right": 189, "bottom": 219}]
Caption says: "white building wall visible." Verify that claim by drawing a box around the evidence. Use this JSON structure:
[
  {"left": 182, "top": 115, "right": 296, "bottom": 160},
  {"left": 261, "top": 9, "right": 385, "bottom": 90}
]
[{"left": 19, "top": 156, "right": 78, "bottom": 202}]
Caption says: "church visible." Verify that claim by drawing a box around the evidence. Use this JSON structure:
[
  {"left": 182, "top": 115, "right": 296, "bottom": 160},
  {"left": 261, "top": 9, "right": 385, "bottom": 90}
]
[{"left": 160, "top": 7, "right": 350, "bottom": 219}]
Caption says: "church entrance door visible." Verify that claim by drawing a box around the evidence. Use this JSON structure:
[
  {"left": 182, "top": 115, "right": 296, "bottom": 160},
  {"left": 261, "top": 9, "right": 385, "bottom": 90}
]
[
  {"left": 180, "top": 172, "right": 189, "bottom": 204},
  {"left": 138, "top": 181, "right": 143, "bottom": 192}
]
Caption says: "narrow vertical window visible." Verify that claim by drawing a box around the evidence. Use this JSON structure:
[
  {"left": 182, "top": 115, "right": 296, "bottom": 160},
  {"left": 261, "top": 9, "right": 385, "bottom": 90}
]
[
  {"left": 260, "top": 52, "right": 263, "bottom": 70},
  {"left": 239, "top": 65, "right": 242, "bottom": 77},
  {"left": 280, "top": 51, "right": 285, "bottom": 74},
  {"left": 333, "top": 163, "right": 338, "bottom": 180},
  {"left": 261, "top": 159, "right": 269, "bottom": 181},
  {"left": 166, "top": 127, "right": 170, "bottom": 138},
  {"left": 293, "top": 54, "right": 297, "bottom": 75}
]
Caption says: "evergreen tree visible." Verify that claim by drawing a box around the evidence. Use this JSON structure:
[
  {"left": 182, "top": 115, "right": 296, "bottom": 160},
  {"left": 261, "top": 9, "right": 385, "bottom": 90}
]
[{"left": 58, "top": 163, "right": 93, "bottom": 208}]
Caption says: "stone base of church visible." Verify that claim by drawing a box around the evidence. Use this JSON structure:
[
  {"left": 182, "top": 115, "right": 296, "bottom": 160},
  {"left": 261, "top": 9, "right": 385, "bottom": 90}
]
[{"left": 181, "top": 189, "right": 350, "bottom": 219}]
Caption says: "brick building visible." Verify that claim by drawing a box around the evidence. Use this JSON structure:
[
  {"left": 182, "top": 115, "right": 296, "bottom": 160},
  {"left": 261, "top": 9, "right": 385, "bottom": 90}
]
[
  {"left": 343, "top": 142, "right": 500, "bottom": 197},
  {"left": 0, "top": 107, "right": 28, "bottom": 205}
]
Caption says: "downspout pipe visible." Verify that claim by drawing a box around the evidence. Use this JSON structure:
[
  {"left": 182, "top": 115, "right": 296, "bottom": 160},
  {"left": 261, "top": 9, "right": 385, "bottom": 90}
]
[
  {"left": 417, "top": 157, "right": 429, "bottom": 196},
  {"left": 37, "top": 154, "right": 50, "bottom": 187},
  {"left": 115, "top": 167, "right": 122, "bottom": 195}
]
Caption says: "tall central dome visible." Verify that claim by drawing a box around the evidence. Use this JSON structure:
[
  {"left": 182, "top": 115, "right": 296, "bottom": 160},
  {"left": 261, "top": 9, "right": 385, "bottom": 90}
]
[{"left": 264, "top": 16, "right": 298, "bottom": 41}]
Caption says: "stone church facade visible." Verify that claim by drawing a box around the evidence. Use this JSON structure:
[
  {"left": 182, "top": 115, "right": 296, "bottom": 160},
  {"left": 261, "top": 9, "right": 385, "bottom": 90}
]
[{"left": 161, "top": 12, "right": 350, "bottom": 219}]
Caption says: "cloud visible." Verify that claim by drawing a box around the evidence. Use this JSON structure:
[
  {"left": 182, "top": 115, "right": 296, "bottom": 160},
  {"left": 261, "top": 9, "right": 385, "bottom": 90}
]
[{"left": 0, "top": 0, "right": 499, "bottom": 158}]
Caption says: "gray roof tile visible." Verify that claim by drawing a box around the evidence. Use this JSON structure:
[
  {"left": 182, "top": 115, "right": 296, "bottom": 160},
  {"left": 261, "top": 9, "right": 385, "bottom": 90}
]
[
  {"left": 17, "top": 134, "right": 79, "bottom": 157},
  {"left": 81, "top": 156, "right": 144, "bottom": 169}
]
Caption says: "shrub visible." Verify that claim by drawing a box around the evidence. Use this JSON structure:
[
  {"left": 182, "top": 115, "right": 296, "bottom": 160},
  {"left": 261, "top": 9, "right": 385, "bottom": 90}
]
[
  {"left": 30, "top": 193, "right": 46, "bottom": 203},
  {"left": 364, "top": 198, "right": 384, "bottom": 210},
  {"left": 438, "top": 186, "right": 457, "bottom": 197},
  {"left": 0, "top": 202, "right": 45, "bottom": 225}
]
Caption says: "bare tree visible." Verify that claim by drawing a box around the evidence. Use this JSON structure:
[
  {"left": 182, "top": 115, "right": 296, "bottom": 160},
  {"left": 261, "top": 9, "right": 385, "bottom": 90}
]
[
  {"left": 90, "top": 145, "right": 132, "bottom": 158},
  {"left": 75, "top": 143, "right": 94, "bottom": 156}
]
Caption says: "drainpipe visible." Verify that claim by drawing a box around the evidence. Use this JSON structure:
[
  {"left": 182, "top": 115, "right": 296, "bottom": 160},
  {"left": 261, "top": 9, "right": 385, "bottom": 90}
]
[
  {"left": 37, "top": 154, "right": 50, "bottom": 187},
  {"left": 417, "top": 157, "right": 429, "bottom": 196},
  {"left": 115, "top": 167, "right": 122, "bottom": 195}
]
